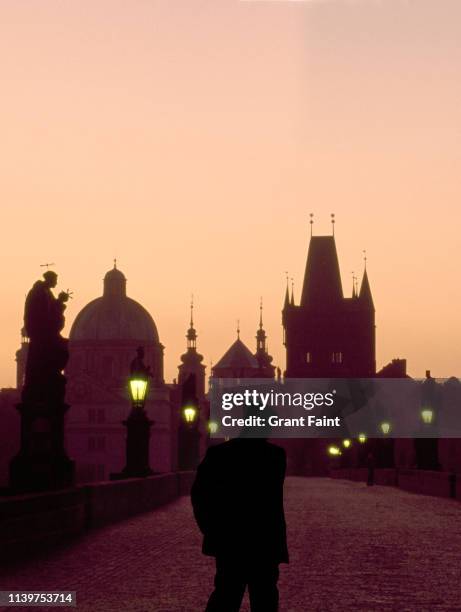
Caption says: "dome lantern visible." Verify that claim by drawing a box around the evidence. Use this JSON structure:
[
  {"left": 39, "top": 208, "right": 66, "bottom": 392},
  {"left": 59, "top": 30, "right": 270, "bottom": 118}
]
[
  {"left": 69, "top": 263, "right": 159, "bottom": 343},
  {"left": 103, "top": 261, "right": 127, "bottom": 299}
]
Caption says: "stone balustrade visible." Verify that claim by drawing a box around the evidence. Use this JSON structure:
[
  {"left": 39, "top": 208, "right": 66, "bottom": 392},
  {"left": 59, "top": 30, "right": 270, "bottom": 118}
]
[{"left": 0, "top": 471, "right": 195, "bottom": 561}]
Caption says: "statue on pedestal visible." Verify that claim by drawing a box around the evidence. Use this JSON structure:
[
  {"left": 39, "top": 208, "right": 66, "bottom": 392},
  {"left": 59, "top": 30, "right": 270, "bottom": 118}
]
[
  {"left": 22, "top": 270, "right": 71, "bottom": 403},
  {"left": 10, "top": 270, "right": 75, "bottom": 492}
]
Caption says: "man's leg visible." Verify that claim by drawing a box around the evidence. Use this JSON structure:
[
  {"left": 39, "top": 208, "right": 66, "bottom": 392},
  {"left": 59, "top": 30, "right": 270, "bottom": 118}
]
[
  {"left": 205, "top": 557, "right": 247, "bottom": 612},
  {"left": 247, "top": 562, "right": 279, "bottom": 612}
]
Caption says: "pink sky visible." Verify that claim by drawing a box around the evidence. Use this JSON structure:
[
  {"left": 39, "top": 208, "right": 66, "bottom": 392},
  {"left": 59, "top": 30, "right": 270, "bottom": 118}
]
[{"left": 1, "top": 0, "right": 460, "bottom": 387}]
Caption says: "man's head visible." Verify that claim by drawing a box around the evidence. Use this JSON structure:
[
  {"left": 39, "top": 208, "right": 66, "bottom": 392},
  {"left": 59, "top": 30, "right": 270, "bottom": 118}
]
[{"left": 43, "top": 270, "right": 58, "bottom": 288}]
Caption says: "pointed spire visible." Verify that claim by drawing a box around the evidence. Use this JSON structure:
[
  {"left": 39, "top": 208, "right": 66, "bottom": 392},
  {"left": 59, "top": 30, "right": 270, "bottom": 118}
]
[
  {"left": 284, "top": 271, "right": 290, "bottom": 309},
  {"left": 331, "top": 213, "right": 335, "bottom": 236},
  {"left": 113, "top": 258, "right": 117, "bottom": 270},
  {"left": 300, "top": 233, "right": 343, "bottom": 307},
  {"left": 256, "top": 298, "right": 267, "bottom": 353},
  {"left": 254, "top": 297, "right": 274, "bottom": 374},
  {"left": 309, "top": 213, "right": 314, "bottom": 237},
  {"left": 351, "top": 271, "right": 357, "bottom": 298},
  {"left": 237, "top": 319, "right": 240, "bottom": 339},
  {"left": 290, "top": 277, "right": 295, "bottom": 306},
  {"left": 359, "top": 266, "right": 374, "bottom": 309},
  {"left": 186, "top": 294, "right": 197, "bottom": 349}
]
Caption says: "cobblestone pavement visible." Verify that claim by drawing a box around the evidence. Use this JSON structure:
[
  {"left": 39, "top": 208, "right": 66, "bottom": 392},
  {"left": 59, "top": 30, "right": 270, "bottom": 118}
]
[{"left": 2, "top": 478, "right": 461, "bottom": 612}]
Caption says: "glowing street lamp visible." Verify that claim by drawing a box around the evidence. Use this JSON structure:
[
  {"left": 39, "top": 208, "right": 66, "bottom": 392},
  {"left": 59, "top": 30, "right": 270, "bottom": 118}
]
[
  {"left": 328, "top": 445, "right": 342, "bottom": 456},
  {"left": 342, "top": 439, "right": 351, "bottom": 448},
  {"left": 112, "top": 349, "right": 153, "bottom": 479},
  {"left": 380, "top": 421, "right": 391, "bottom": 435},
  {"left": 129, "top": 378, "right": 149, "bottom": 409},
  {"left": 358, "top": 433, "right": 367, "bottom": 444},
  {"left": 183, "top": 405, "right": 198, "bottom": 424},
  {"left": 421, "top": 408, "right": 434, "bottom": 425},
  {"left": 208, "top": 420, "right": 219, "bottom": 434}
]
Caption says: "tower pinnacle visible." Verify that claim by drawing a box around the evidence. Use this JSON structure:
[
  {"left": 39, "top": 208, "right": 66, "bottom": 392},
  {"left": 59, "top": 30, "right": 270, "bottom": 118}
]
[{"left": 186, "top": 295, "right": 197, "bottom": 350}]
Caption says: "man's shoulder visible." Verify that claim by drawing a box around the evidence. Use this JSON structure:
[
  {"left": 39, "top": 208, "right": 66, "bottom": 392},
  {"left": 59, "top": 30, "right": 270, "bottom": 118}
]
[
  {"left": 204, "top": 441, "right": 233, "bottom": 457},
  {"left": 205, "top": 440, "right": 286, "bottom": 458},
  {"left": 264, "top": 441, "right": 287, "bottom": 463},
  {"left": 268, "top": 441, "right": 286, "bottom": 453}
]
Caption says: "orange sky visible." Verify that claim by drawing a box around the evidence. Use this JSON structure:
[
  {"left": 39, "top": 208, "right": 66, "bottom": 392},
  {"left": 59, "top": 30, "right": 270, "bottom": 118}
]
[{"left": 1, "top": 0, "right": 460, "bottom": 387}]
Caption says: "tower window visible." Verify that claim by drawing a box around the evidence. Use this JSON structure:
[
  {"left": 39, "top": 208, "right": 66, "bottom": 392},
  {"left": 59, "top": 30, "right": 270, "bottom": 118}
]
[
  {"left": 332, "top": 352, "right": 343, "bottom": 364},
  {"left": 306, "top": 352, "right": 312, "bottom": 364}
]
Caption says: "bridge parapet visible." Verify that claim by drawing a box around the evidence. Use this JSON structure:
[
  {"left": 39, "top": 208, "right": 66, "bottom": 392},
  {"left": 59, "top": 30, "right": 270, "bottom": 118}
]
[
  {"left": 330, "top": 467, "right": 456, "bottom": 499},
  {"left": 0, "top": 471, "right": 194, "bottom": 562}
]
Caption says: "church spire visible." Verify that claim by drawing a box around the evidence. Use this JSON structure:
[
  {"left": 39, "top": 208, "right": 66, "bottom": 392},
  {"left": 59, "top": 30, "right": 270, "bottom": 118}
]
[
  {"left": 256, "top": 298, "right": 267, "bottom": 353},
  {"left": 254, "top": 298, "right": 274, "bottom": 376},
  {"left": 351, "top": 272, "right": 357, "bottom": 298},
  {"left": 359, "top": 254, "right": 374, "bottom": 309},
  {"left": 284, "top": 272, "right": 290, "bottom": 309},
  {"left": 178, "top": 295, "right": 205, "bottom": 397},
  {"left": 290, "top": 278, "right": 295, "bottom": 306},
  {"left": 186, "top": 295, "right": 197, "bottom": 350}
]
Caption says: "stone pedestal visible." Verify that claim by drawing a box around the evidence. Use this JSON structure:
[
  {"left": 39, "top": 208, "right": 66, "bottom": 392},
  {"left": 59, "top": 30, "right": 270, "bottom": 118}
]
[
  {"left": 178, "top": 424, "right": 200, "bottom": 471},
  {"left": 9, "top": 400, "right": 75, "bottom": 493},
  {"left": 112, "top": 409, "right": 154, "bottom": 479}
]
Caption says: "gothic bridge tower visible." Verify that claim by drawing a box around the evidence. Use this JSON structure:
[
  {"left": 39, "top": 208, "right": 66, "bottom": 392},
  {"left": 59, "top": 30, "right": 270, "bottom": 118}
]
[{"left": 283, "top": 228, "right": 376, "bottom": 378}]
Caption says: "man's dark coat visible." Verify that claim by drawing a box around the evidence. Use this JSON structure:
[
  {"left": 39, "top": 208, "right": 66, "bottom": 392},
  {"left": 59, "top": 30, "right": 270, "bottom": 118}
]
[{"left": 191, "top": 439, "right": 289, "bottom": 564}]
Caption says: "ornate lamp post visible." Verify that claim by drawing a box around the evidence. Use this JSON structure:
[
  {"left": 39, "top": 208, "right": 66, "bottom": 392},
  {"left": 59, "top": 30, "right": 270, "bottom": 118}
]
[
  {"left": 380, "top": 421, "right": 391, "bottom": 435},
  {"left": 208, "top": 420, "right": 219, "bottom": 435},
  {"left": 415, "top": 370, "right": 439, "bottom": 470},
  {"left": 183, "top": 405, "right": 198, "bottom": 424},
  {"left": 327, "top": 445, "right": 342, "bottom": 470},
  {"left": 421, "top": 408, "right": 434, "bottom": 425},
  {"left": 112, "top": 348, "right": 153, "bottom": 479},
  {"left": 357, "top": 433, "right": 369, "bottom": 468},
  {"left": 378, "top": 421, "right": 394, "bottom": 468},
  {"left": 178, "top": 374, "right": 201, "bottom": 470}
]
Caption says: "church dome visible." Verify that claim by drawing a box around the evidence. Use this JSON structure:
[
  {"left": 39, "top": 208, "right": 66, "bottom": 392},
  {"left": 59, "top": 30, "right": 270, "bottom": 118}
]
[{"left": 70, "top": 264, "right": 159, "bottom": 343}]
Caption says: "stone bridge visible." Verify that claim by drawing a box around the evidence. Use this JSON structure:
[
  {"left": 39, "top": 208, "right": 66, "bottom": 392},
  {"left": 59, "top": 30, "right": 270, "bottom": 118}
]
[{"left": 2, "top": 477, "right": 461, "bottom": 611}]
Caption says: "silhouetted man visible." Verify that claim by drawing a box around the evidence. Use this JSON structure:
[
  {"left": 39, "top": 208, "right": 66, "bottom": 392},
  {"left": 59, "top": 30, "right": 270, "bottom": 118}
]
[{"left": 191, "top": 438, "right": 288, "bottom": 612}]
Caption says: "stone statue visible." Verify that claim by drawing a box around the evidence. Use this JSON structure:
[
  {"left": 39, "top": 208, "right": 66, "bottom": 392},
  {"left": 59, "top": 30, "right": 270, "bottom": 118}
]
[
  {"left": 10, "top": 270, "right": 75, "bottom": 492},
  {"left": 22, "top": 270, "right": 71, "bottom": 403},
  {"left": 130, "top": 346, "right": 152, "bottom": 379}
]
